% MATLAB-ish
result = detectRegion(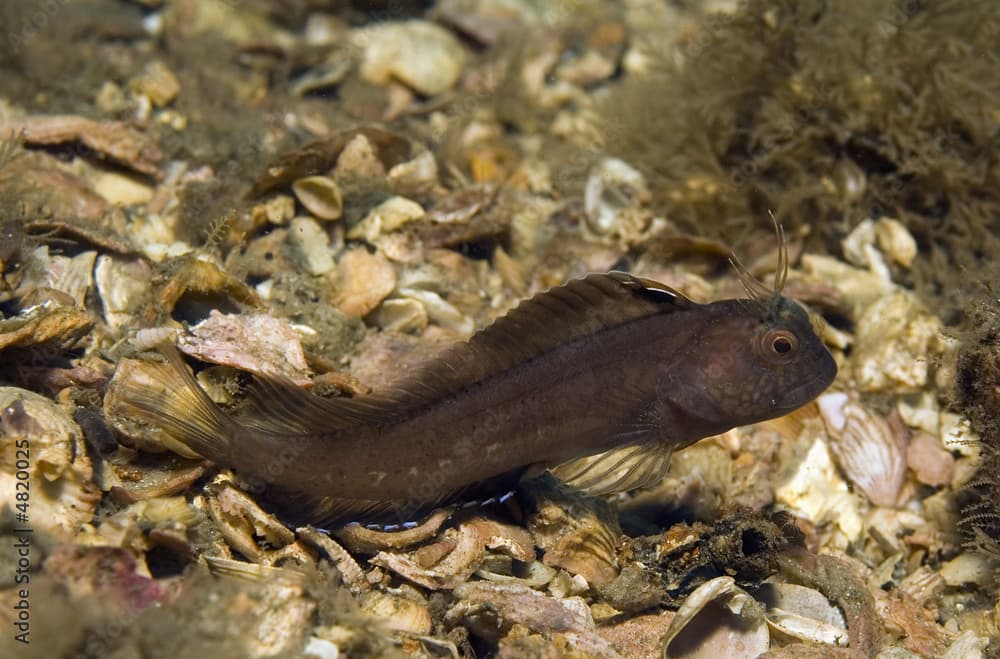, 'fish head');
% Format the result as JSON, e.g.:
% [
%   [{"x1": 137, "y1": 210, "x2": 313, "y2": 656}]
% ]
[{"x1": 667, "y1": 295, "x2": 837, "y2": 433}]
